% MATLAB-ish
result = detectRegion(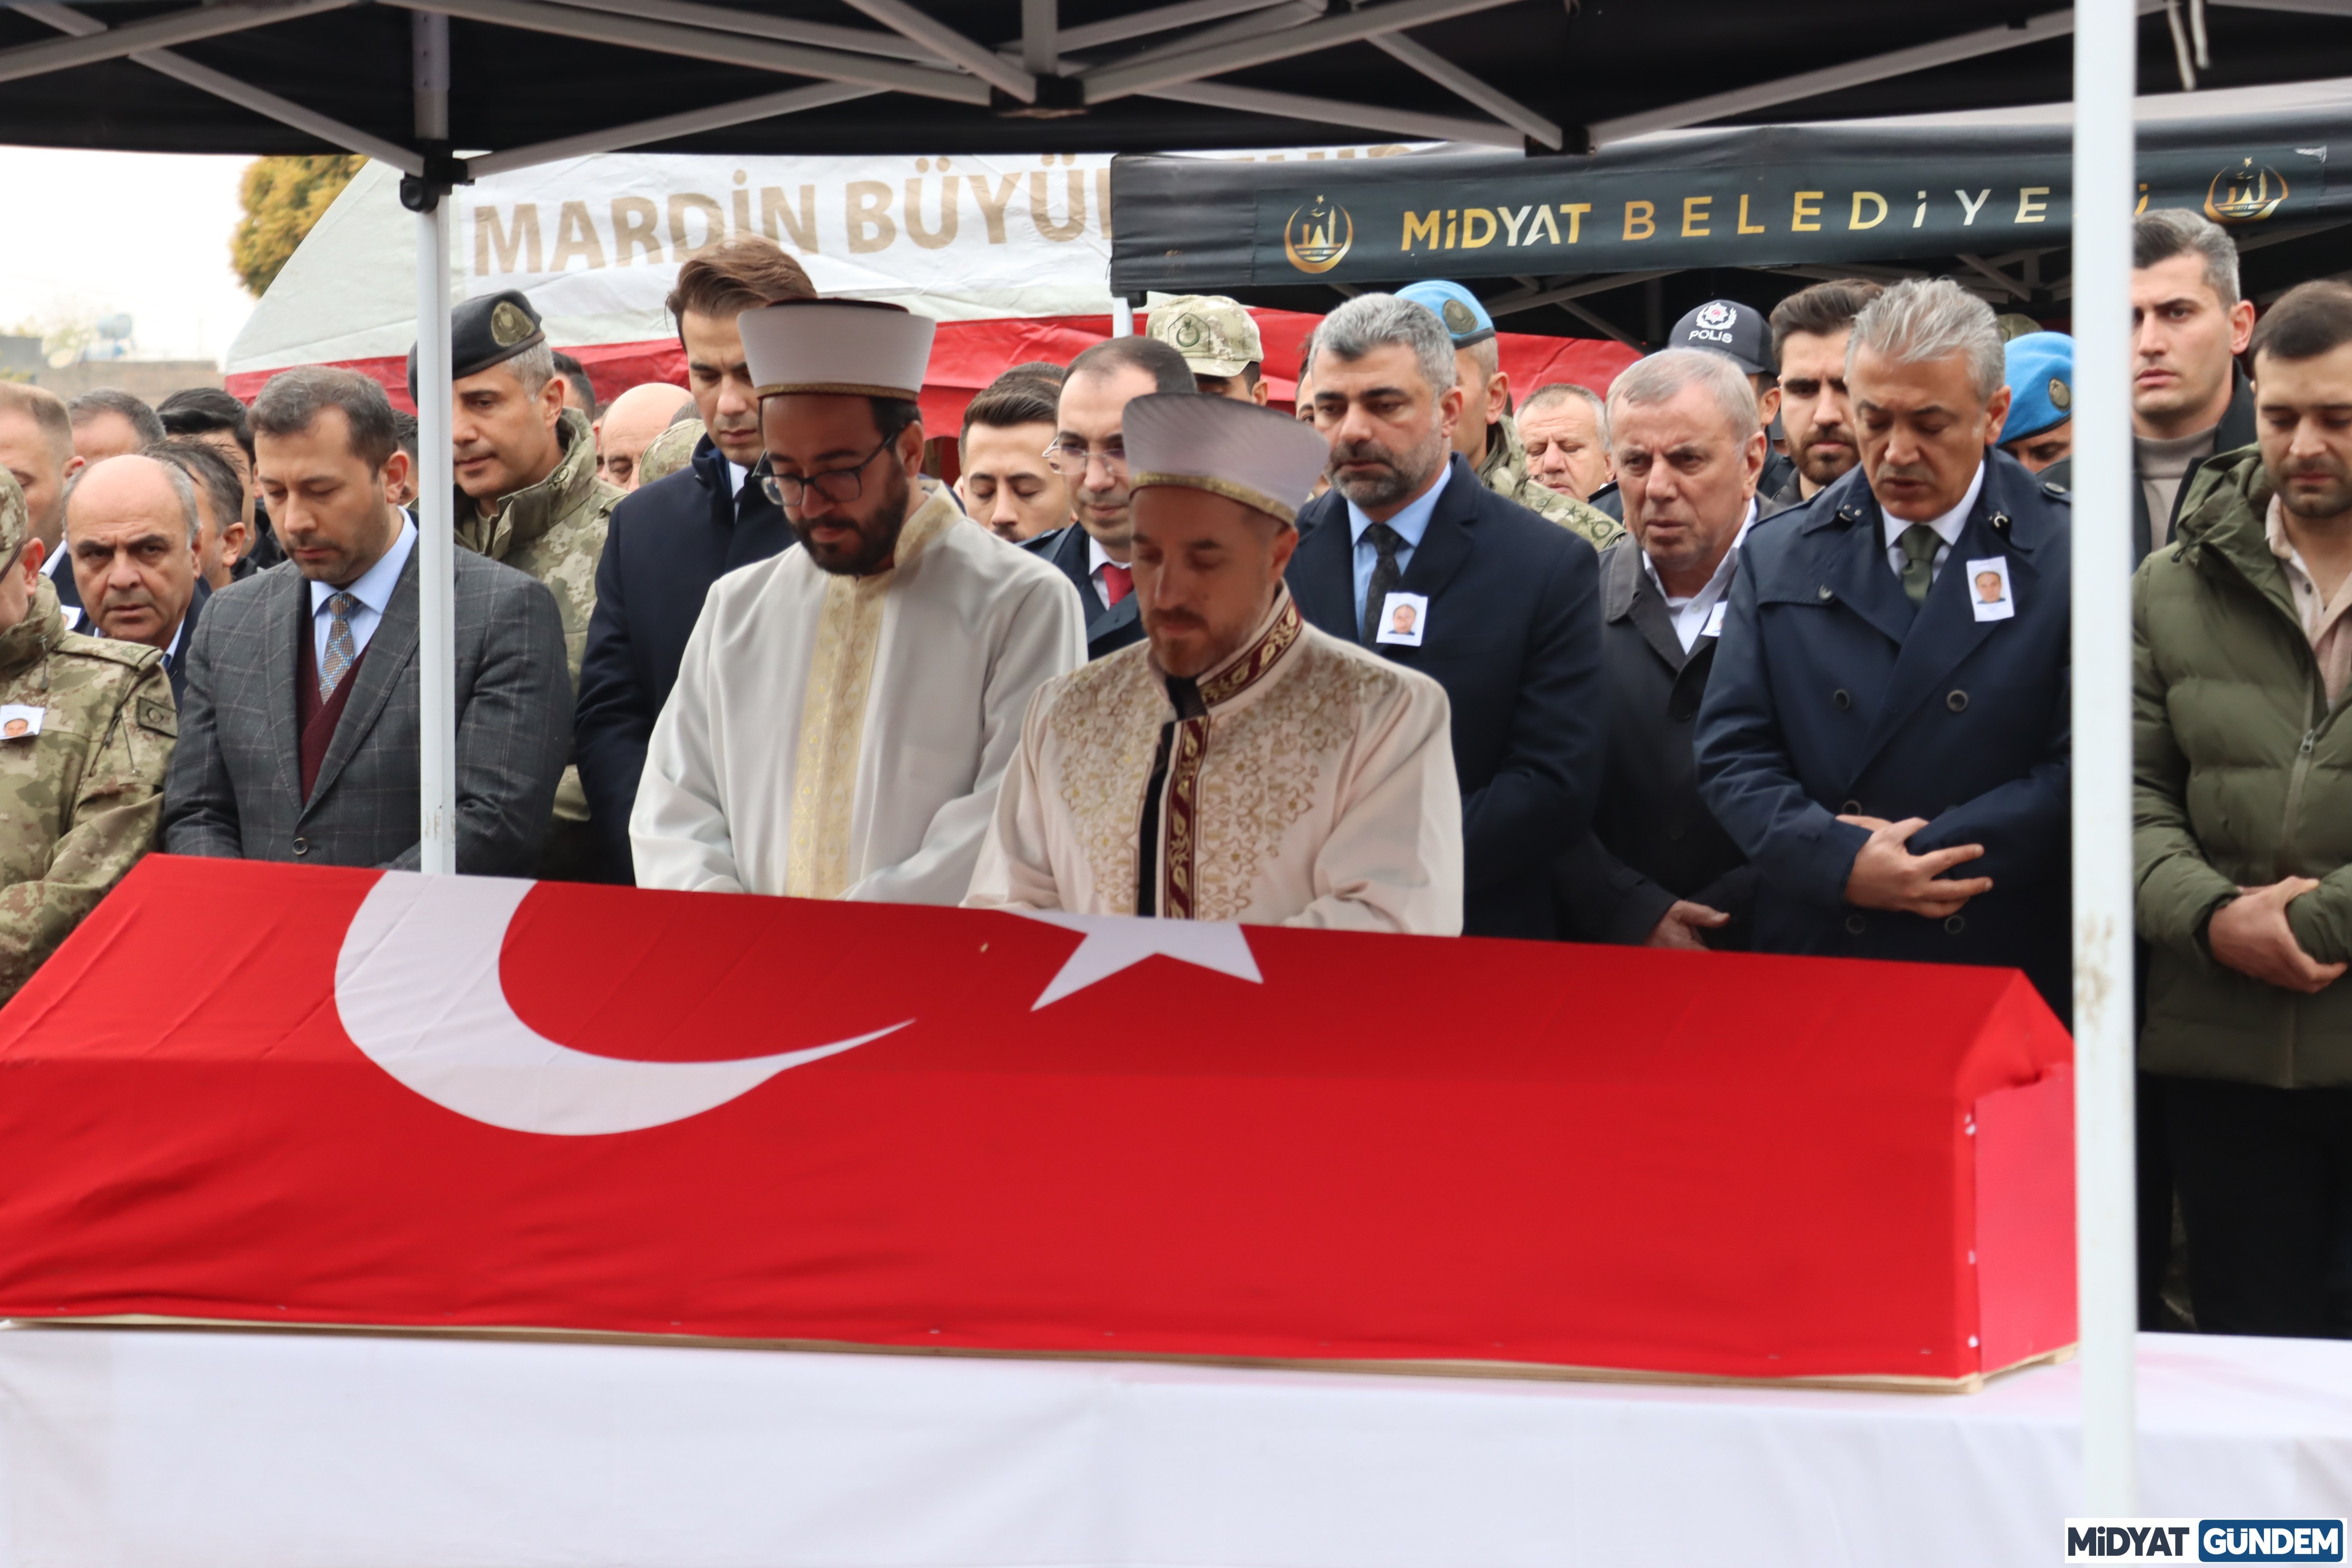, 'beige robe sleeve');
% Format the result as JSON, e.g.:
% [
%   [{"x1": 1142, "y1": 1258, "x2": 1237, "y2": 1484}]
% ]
[
  {"x1": 1290, "y1": 673, "x2": 1463, "y2": 937},
  {"x1": 962, "y1": 678, "x2": 1068, "y2": 913}
]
